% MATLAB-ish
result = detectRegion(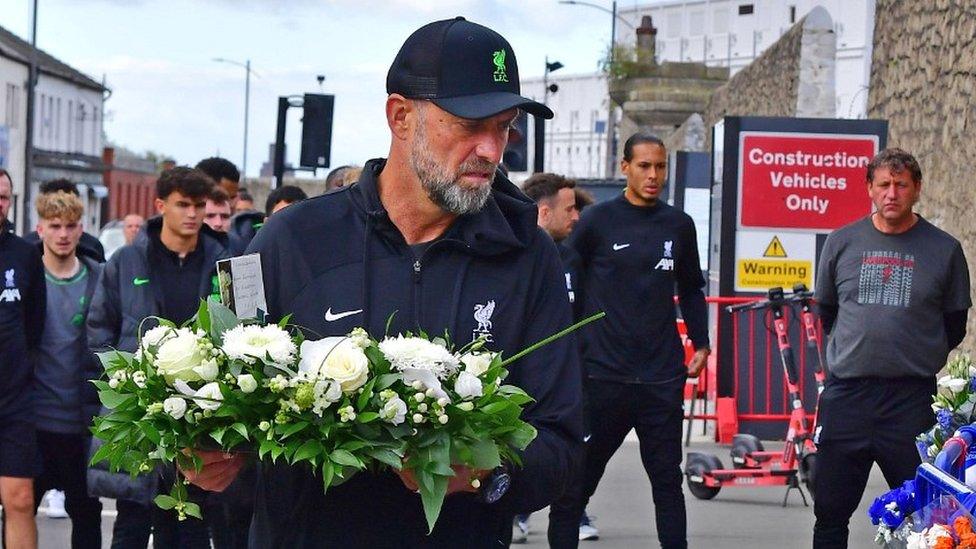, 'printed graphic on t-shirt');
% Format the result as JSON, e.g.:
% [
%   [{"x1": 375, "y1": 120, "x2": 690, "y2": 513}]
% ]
[{"x1": 857, "y1": 251, "x2": 914, "y2": 307}]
